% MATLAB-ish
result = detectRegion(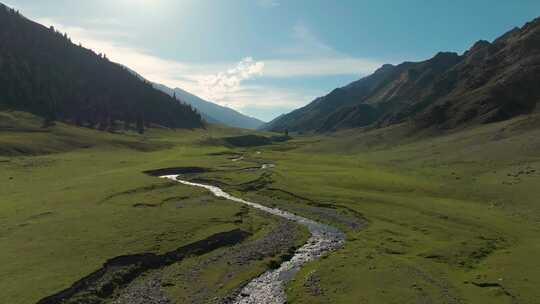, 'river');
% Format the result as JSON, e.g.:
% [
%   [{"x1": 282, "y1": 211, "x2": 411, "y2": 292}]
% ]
[{"x1": 161, "y1": 175, "x2": 345, "y2": 304}]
